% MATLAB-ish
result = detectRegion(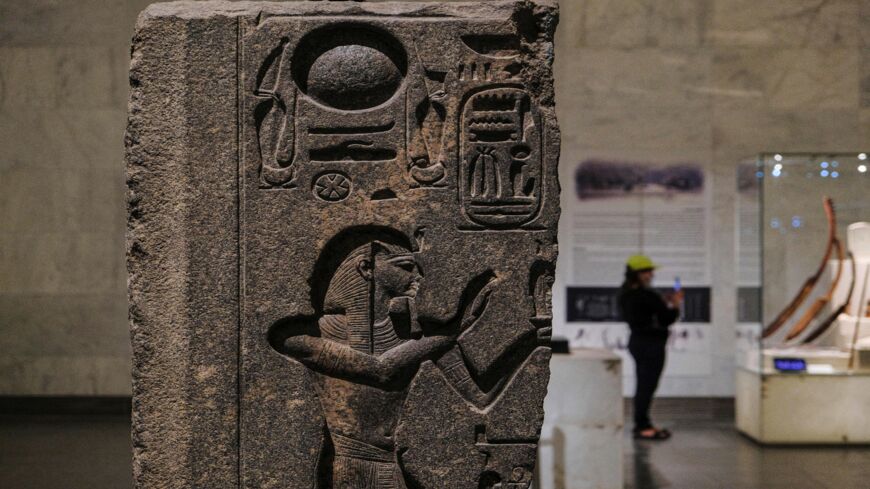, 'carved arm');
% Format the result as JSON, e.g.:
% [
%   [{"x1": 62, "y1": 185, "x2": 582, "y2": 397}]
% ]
[{"x1": 280, "y1": 335, "x2": 454, "y2": 386}]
